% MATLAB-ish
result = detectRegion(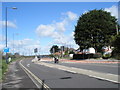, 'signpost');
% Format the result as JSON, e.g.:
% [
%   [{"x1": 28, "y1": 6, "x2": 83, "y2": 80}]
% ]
[
  {"x1": 4, "y1": 48, "x2": 9, "y2": 53},
  {"x1": 34, "y1": 48, "x2": 38, "y2": 53},
  {"x1": 4, "y1": 48, "x2": 9, "y2": 64},
  {"x1": 34, "y1": 48, "x2": 38, "y2": 60}
]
